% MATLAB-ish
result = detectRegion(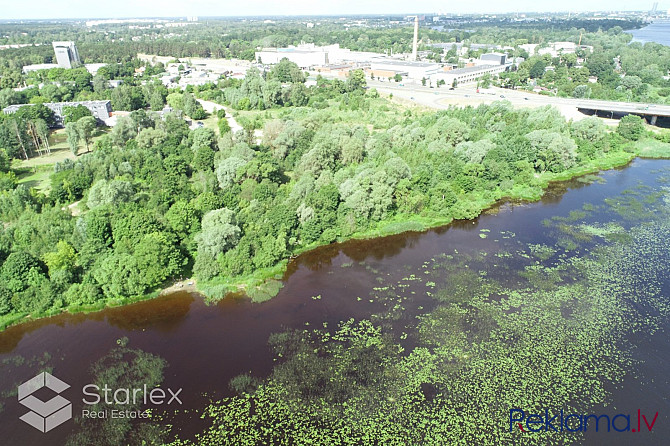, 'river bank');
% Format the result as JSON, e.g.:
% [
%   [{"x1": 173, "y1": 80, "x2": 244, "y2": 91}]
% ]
[{"x1": 0, "y1": 139, "x2": 667, "y2": 333}]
